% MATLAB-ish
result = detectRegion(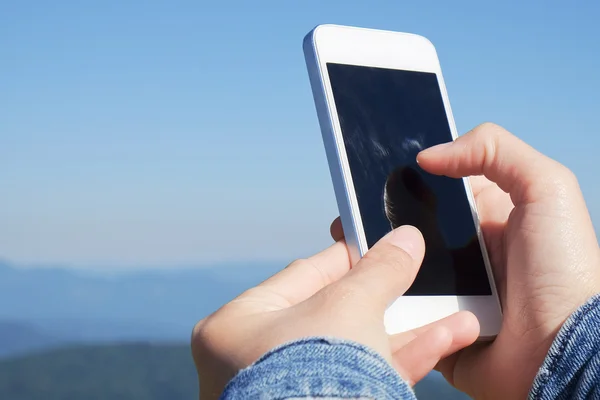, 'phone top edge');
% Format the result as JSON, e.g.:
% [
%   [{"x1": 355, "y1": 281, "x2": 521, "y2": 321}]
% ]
[
  {"x1": 310, "y1": 23, "x2": 431, "y2": 39},
  {"x1": 306, "y1": 24, "x2": 441, "y2": 75},
  {"x1": 308, "y1": 24, "x2": 437, "y2": 51}
]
